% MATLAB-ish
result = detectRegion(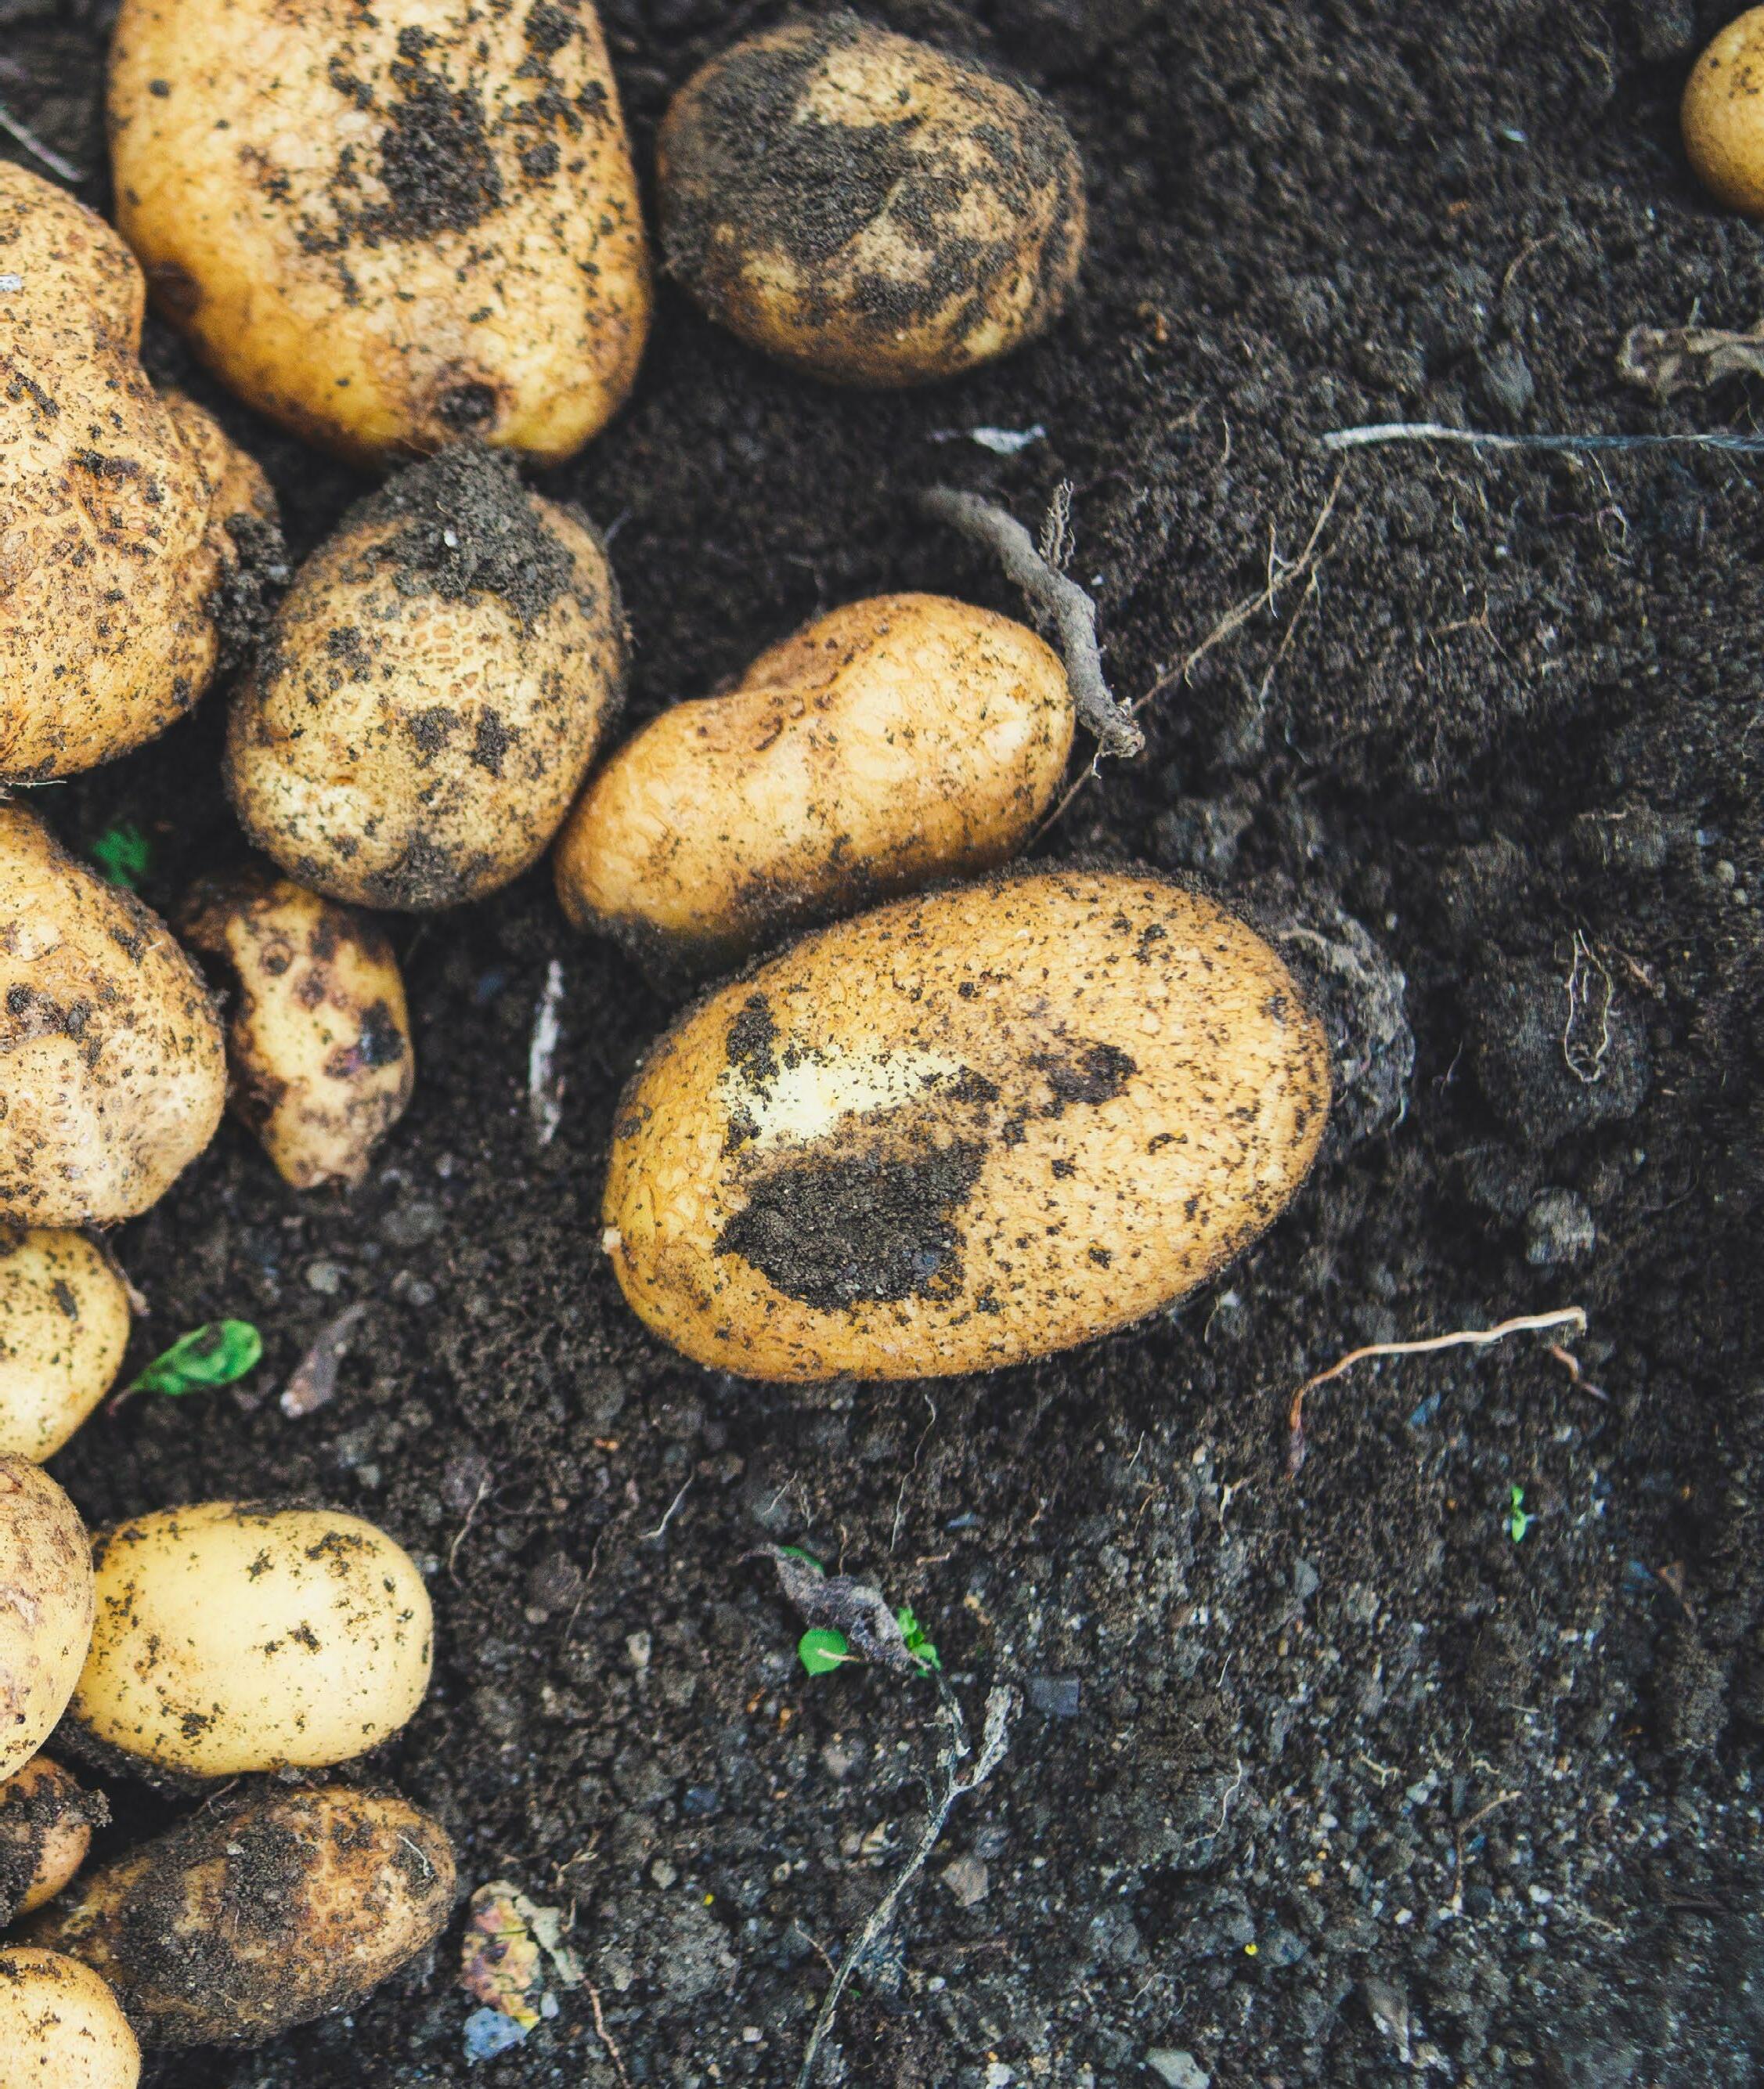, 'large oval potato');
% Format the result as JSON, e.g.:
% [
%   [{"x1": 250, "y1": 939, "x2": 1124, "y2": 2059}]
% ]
[
  {"x1": 0, "y1": 164, "x2": 281, "y2": 784},
  {"x1": 73, "y1": 1500, "x2": 432, "y2": 1780},
  {"x1": 0, "y1": 809, "x2": 226, "y2": 1229},
  {"x1": 603, "y1": 870, "x2": 1330, "y2": 1379},
  {"x1": 0, "y1": 1228, "x2": 132, "y2": 1462},
  {"x1": 658, "y1": 12, "x2": 1085, "y2": 385},
  {"x1": 26, "y1": 1784, "x2": 454, "y2": 2048},
  {"x1": 109, "y1": 0, "x2": 650, "y2": 466},
  {"x1": 0, "y1": 1948, "x2": 139, "y2": 2088},
  {"x1": 182, "y1": 871, "x2": 413, "y2": 1189},
  {"x1": 555, "y1": 594, "x2": 1074, "y2": 977},
  {"x1": 0, "y1": 1459, "x2": 96, "y2": 1783},
  {"x1": 226, "y1": 445, "x2": 625, "y2": 909},
  {"x1": 0, "y1": 1755, "x2": 105, "y2": 1925}
]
